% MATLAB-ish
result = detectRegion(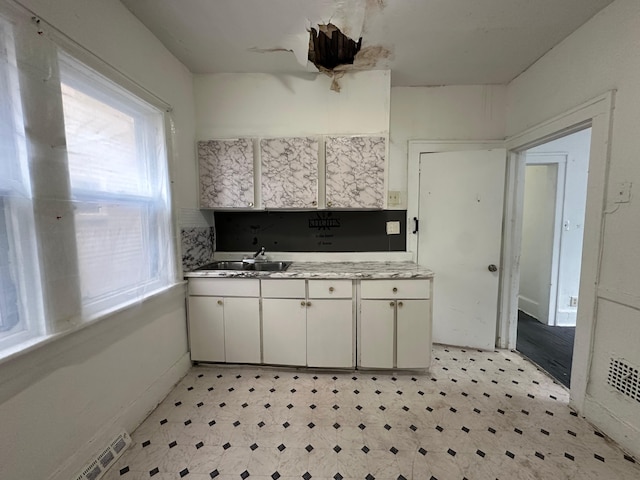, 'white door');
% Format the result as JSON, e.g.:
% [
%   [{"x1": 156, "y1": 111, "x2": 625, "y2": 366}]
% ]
[
  {"x1": 397, "y1": 299, "x2": 431, "y2": 368},
  {"x1": 262, "y1": 298, "x2": 307, "y2": 366},
  {"x1": 188, "y1": 296, "x2": 225, "y2": 362},
  {"x1": 306, "y1": 299, "x2": 353, "y2": 368},
  {"x1": 418, "y1": 149, "x2": 506, "y2": 350},
  {"x1": 223, "y1": 297, "x2": 261, "y2": 364},
  {"x1": 360, "y1": 299, "x2": 395, "y2": 368}
]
